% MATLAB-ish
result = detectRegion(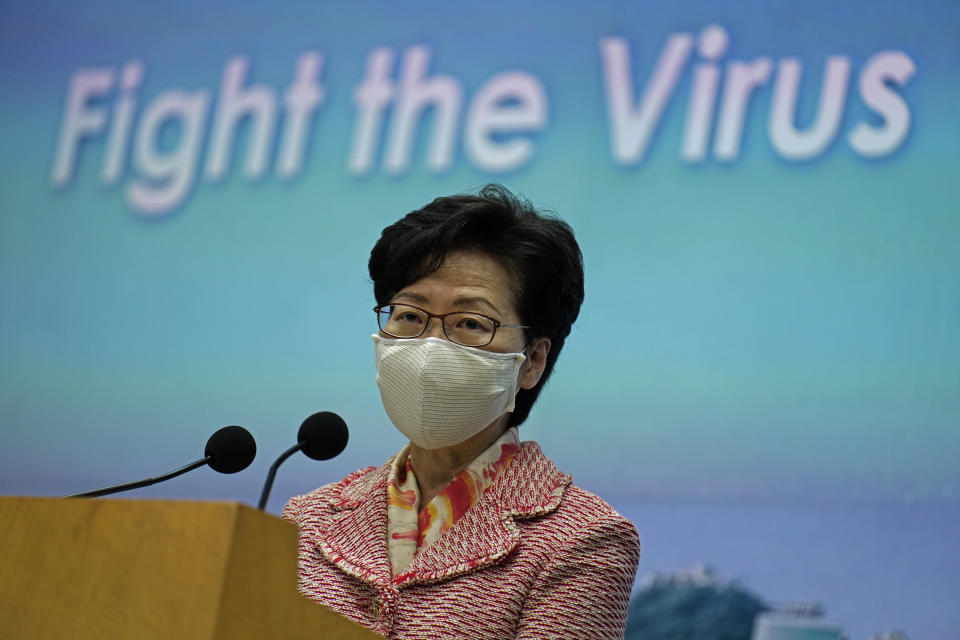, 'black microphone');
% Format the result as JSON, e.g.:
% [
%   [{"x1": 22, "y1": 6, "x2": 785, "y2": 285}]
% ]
[
  {"x1": 257, "y1": 411, "x2": 349, "y2": 510},
  {"x1": 67, "y1": 425, "x2": 257, "y2": 498}
]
